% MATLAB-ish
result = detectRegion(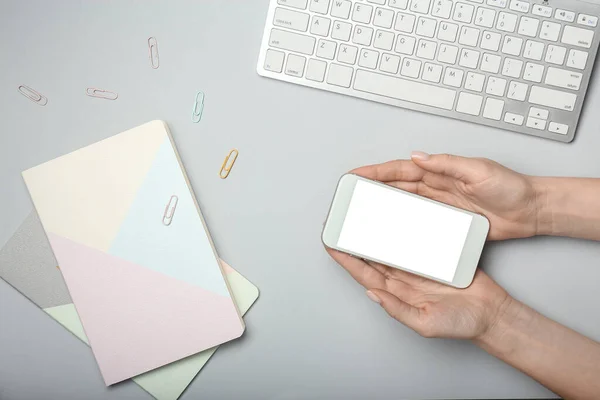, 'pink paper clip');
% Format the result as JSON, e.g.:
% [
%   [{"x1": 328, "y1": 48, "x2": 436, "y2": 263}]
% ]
[
  {"x1": 148, "y1": 37, "x2": 159, "y2": 69},
  {"x1": 18, "y1": 85, "x2": 48, "y2": 106},
  {"x1": 86, "y1": 88, "x2": 118, "y2": 100}
]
